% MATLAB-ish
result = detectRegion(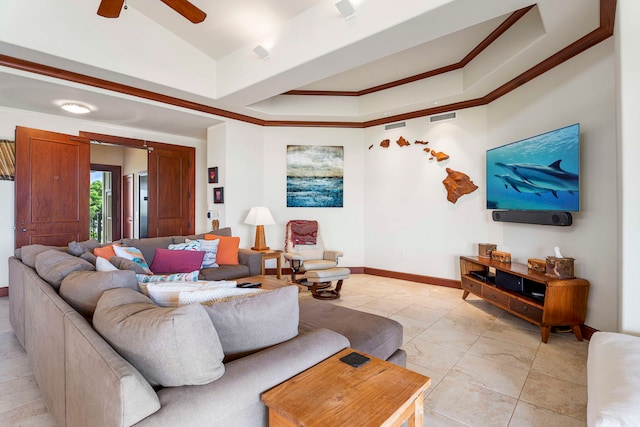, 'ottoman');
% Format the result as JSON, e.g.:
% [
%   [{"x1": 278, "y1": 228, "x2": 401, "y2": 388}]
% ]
[{"x1": 304, "y1": 267, "x2": 350, "y2": 300}]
